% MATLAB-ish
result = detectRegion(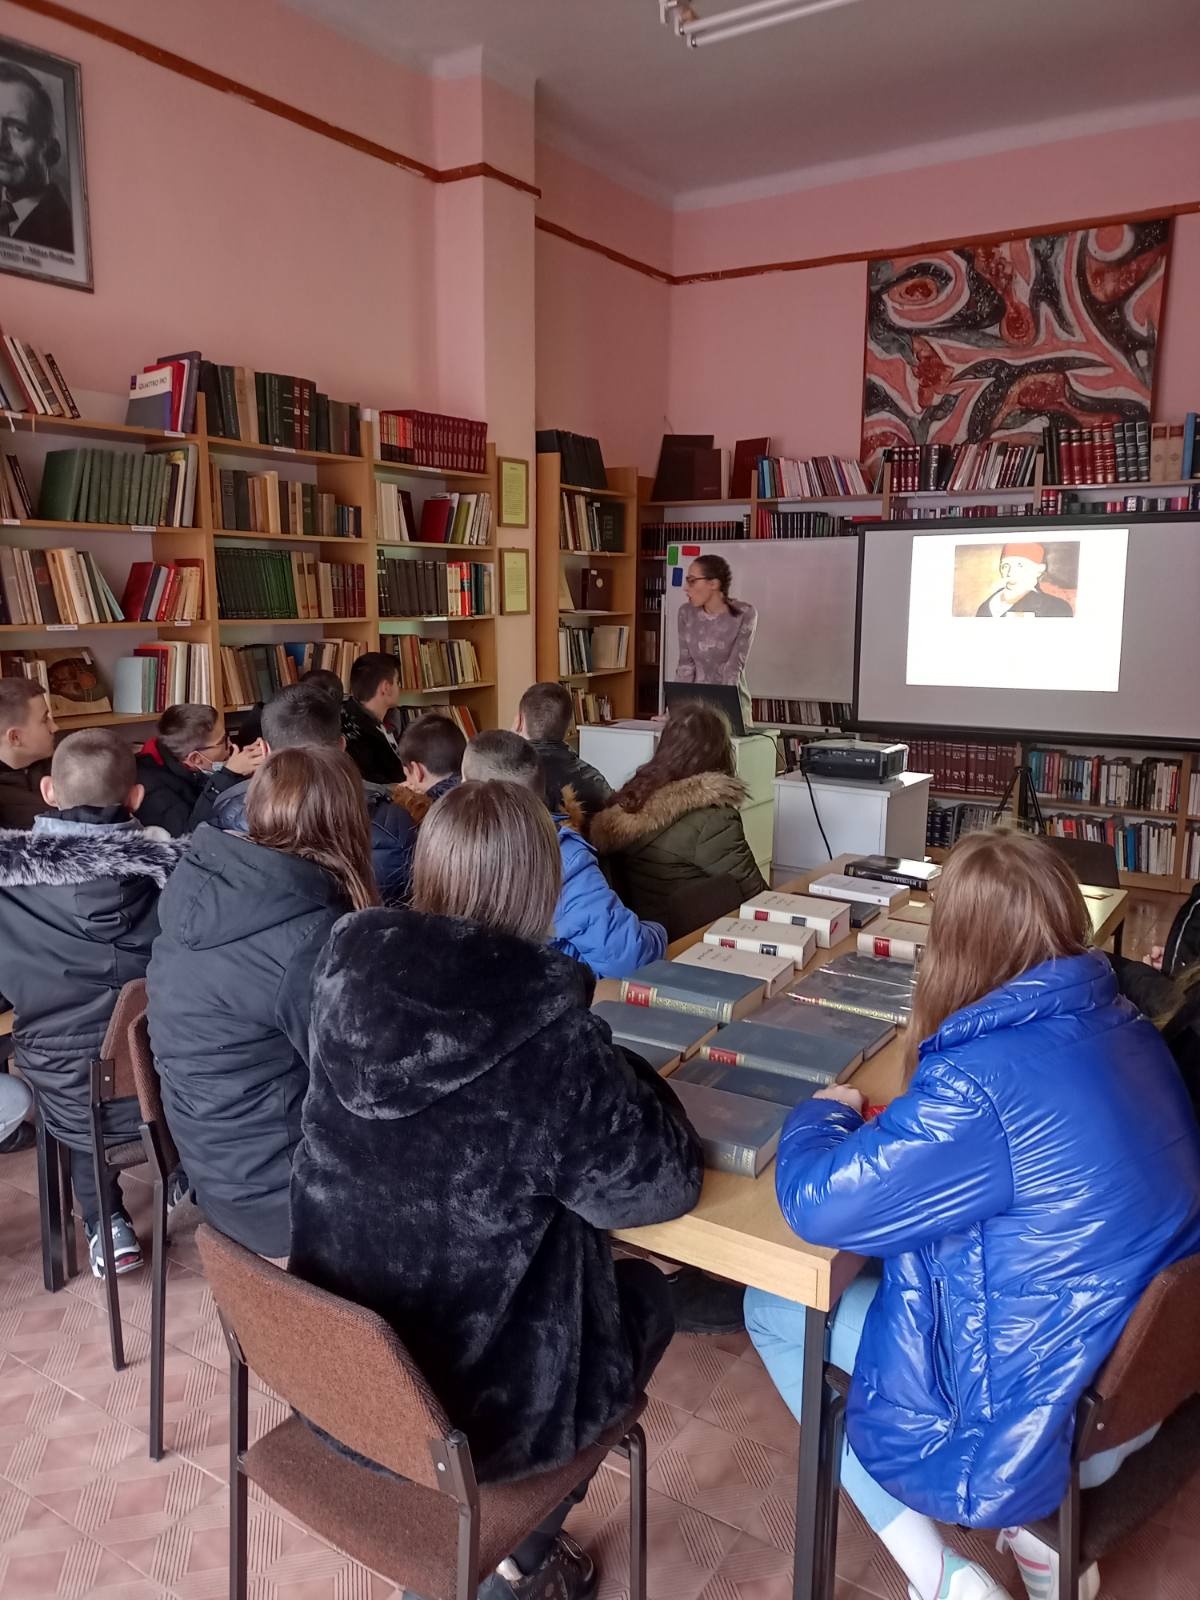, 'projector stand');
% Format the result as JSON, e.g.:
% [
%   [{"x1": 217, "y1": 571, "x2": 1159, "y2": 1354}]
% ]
[{"x1": 993, "y1": 764, "x2": 1046, "y2": 834}]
